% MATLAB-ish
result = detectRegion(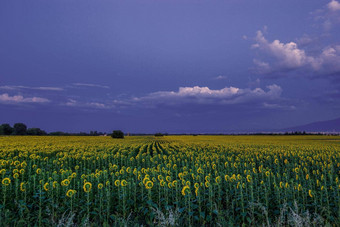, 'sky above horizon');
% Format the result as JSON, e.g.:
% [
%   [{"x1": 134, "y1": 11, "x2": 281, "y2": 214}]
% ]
[{"x1": 1, "y1": 0, "x2": 340, "y2": 133}]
